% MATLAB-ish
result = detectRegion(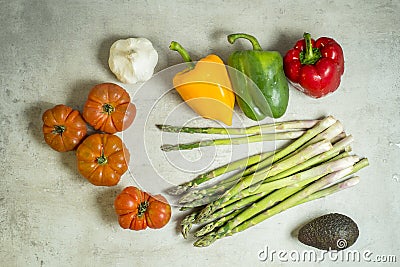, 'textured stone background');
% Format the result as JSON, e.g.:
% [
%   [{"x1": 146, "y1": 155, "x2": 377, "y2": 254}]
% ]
[{"x1": 0, "y1": 0, "x2": 399, "y2": 266}]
